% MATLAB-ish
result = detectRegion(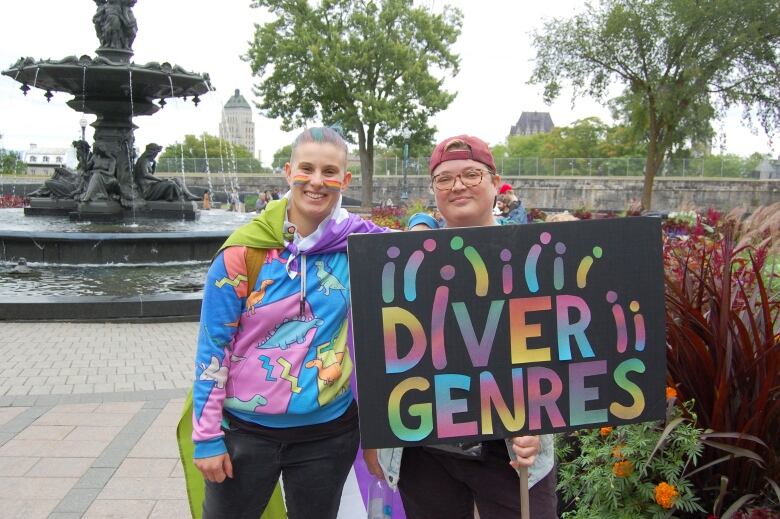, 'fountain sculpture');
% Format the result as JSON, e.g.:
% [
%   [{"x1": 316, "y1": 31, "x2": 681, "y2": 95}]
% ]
[
  {"x1": 2, "y1": 0, "x2": 212, "y2": 220},
  {"x1": 0, "y1": 1, "x2": 236, "y2": 321}
]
